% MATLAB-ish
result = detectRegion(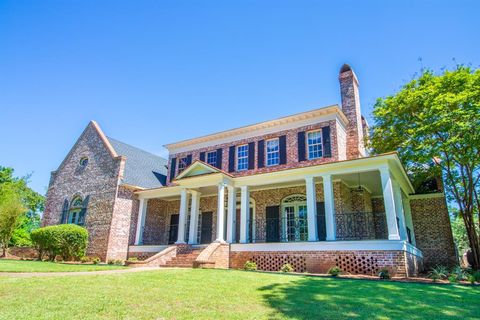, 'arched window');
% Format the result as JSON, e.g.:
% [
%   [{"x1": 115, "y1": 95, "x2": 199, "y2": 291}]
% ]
[
  {"x1": 281, "y1": 194, "x2": 308, "y2": 241},
  {"x1": 68, "y1": 196, "x2": 88, "y2": 226}
]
